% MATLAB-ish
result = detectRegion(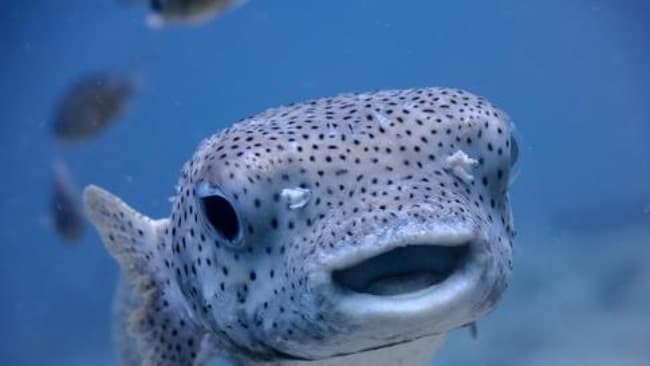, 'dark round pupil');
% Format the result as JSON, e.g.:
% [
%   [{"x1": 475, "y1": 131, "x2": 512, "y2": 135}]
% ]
[{"x1": 201, "y1": 195, "x2": 240, "y2": 241}]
